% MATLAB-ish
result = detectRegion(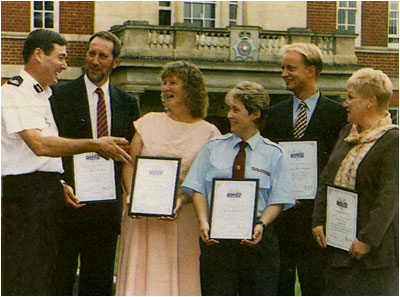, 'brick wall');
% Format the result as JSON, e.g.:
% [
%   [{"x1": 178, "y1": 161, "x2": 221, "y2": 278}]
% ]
[
  {"x1": 307, "y1": 1, "x2": 337, "y2": 32},
  {"x1": 356, "y1": 52, "x2": 399, "y2": 77},
  {"x1": 361, "y1": 1, "x2": 388, "y2": 47},
  {"x1": 66, "y1": 41, "x2": 88, "y2": 67},
  {"x1": 1, "y1": 1, "x2": 31, "y2": 32},
  {"x1": 1, "y1": 39, "x2": 24, "y2": 65},
  {"x1": 59, "y1": 1, "x2": 94, "y2": 35}
]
